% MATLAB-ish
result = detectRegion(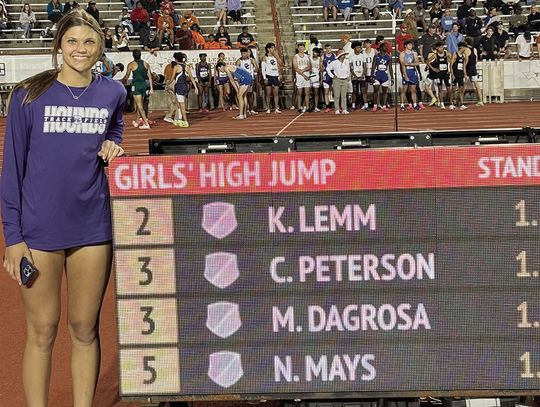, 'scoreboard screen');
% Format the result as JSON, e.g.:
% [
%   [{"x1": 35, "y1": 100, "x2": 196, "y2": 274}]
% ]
[{"x1": 109, "y1": 145, "x2": 540, "y2": 399}]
